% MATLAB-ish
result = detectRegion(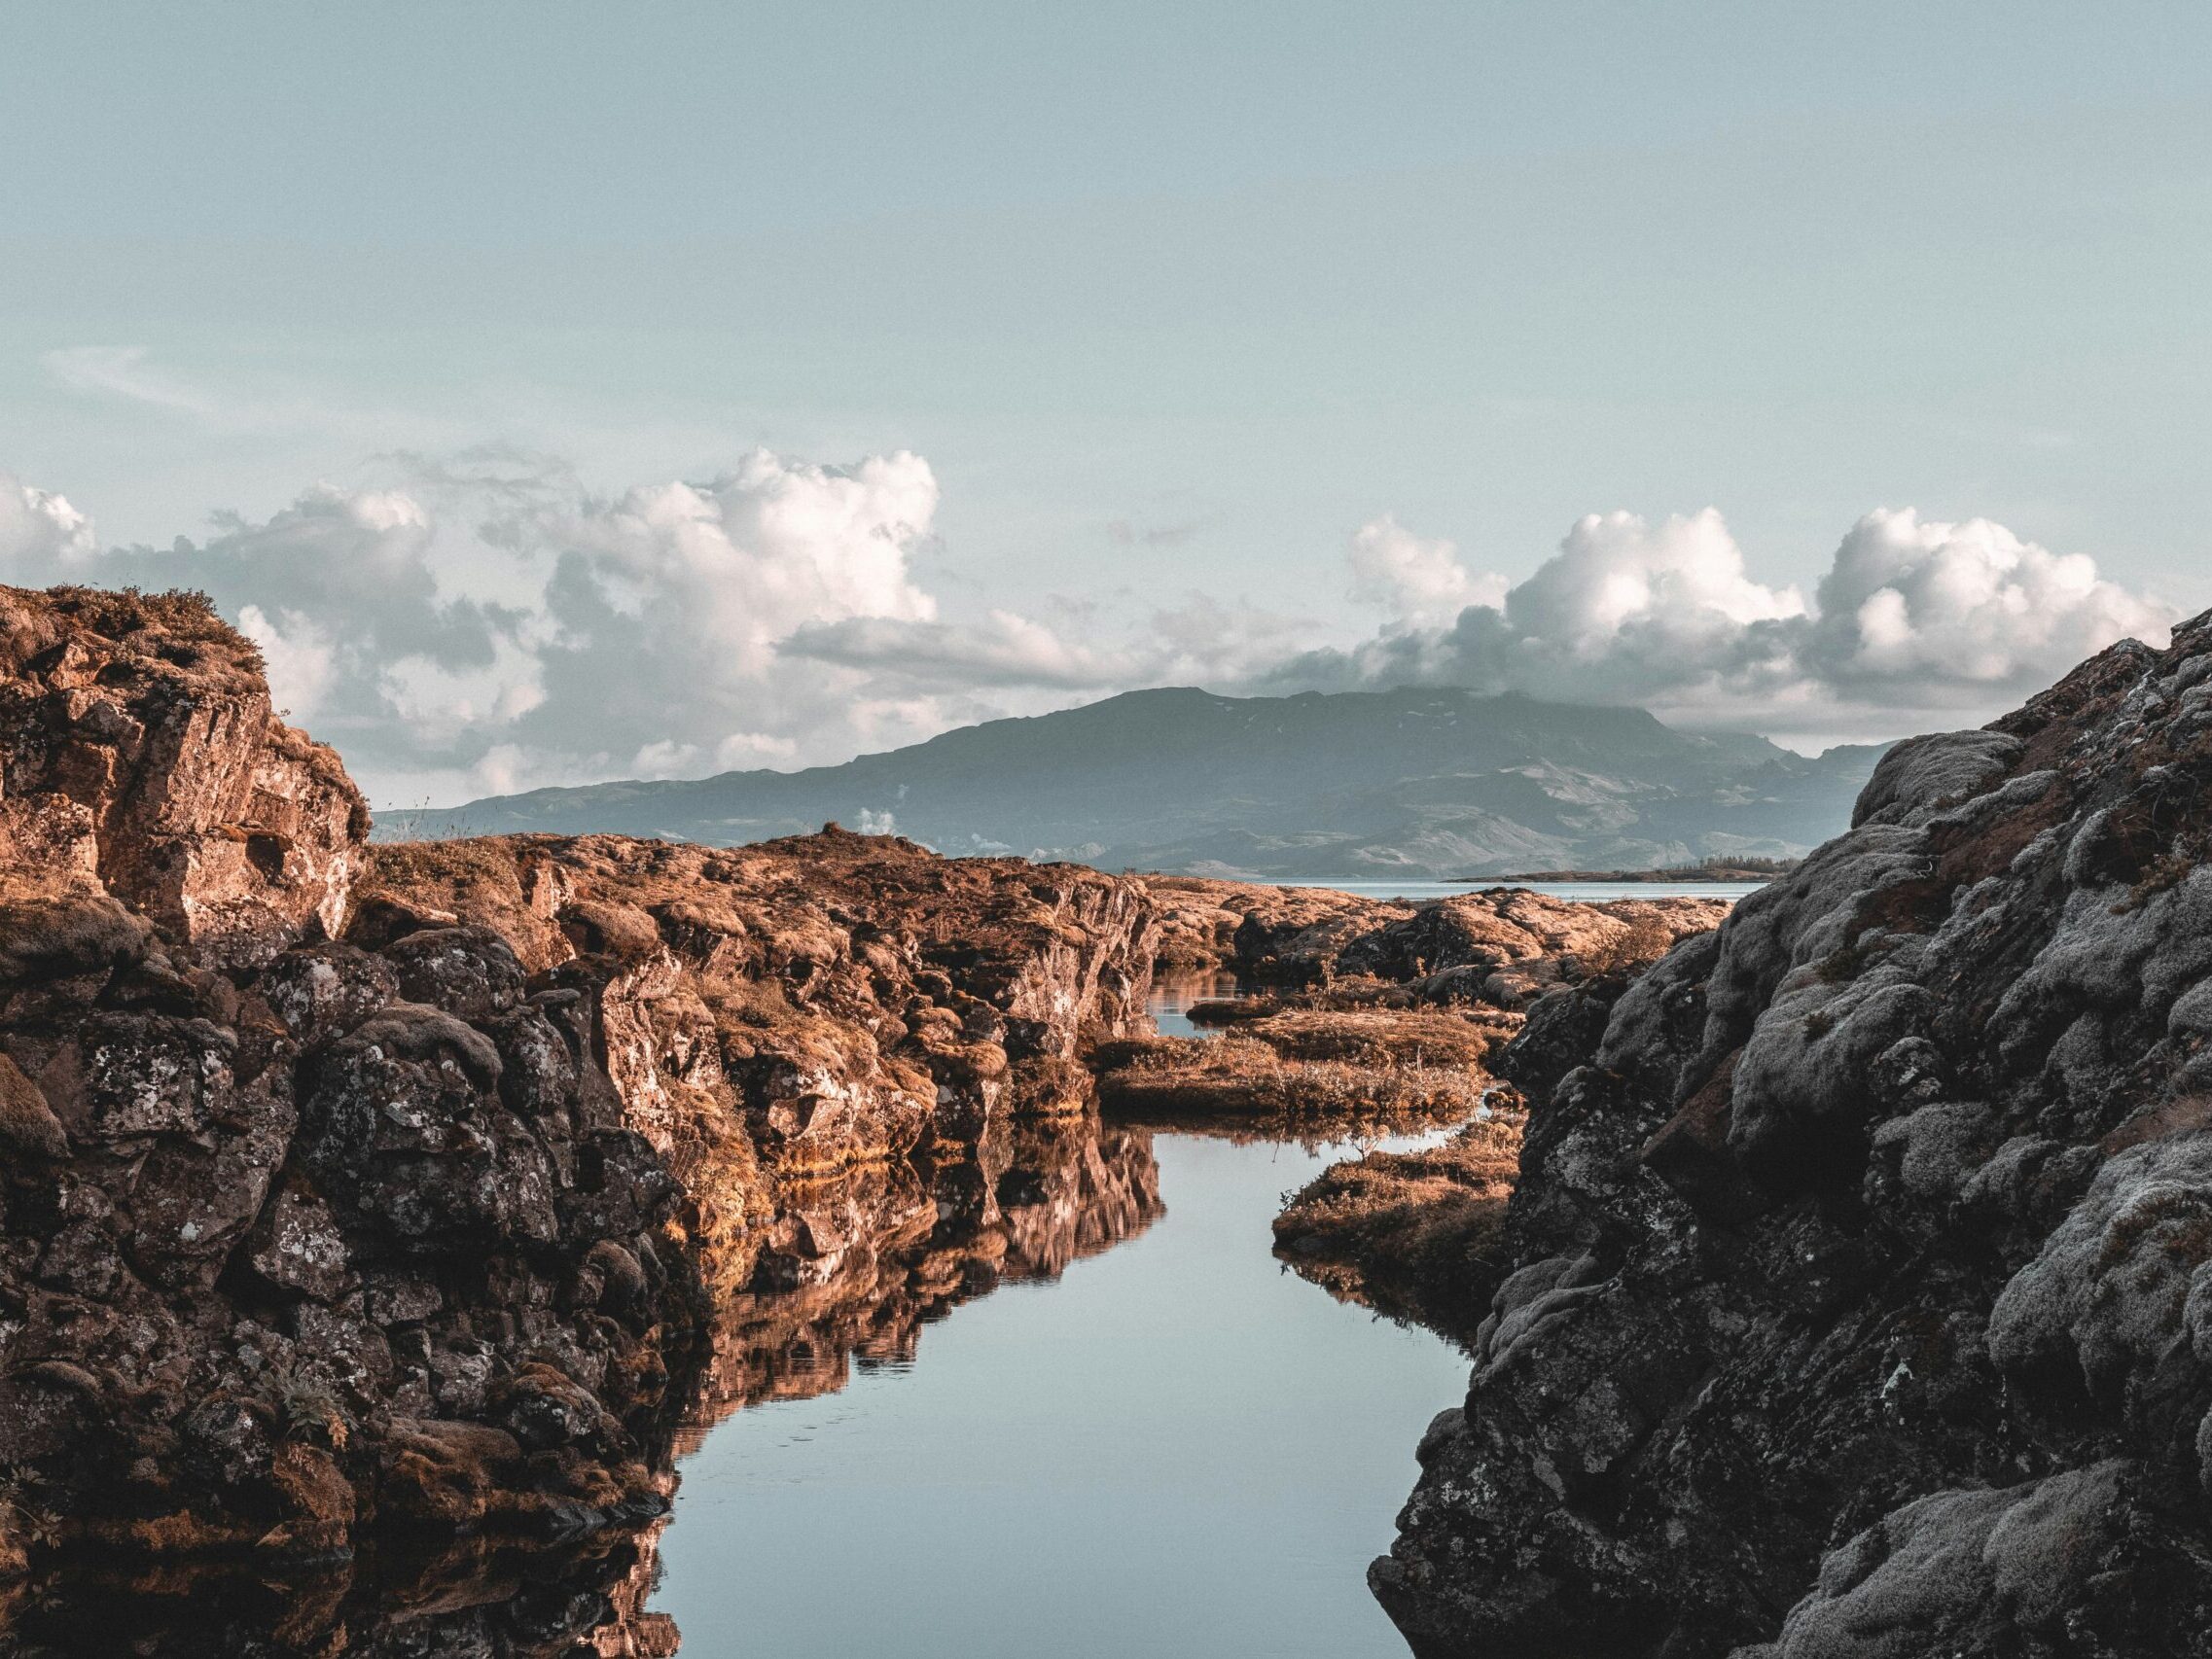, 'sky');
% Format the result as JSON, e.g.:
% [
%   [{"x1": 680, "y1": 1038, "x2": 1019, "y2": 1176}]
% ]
[{"x1": 2, "y1": 1, "x2": 2207, "y2": 807}]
